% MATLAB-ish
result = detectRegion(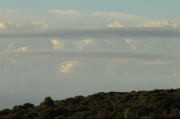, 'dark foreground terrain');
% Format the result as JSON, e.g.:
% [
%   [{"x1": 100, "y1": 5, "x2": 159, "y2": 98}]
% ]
[{"x1": 1, "y1": 88, "x2": 180, "y2": 119}]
